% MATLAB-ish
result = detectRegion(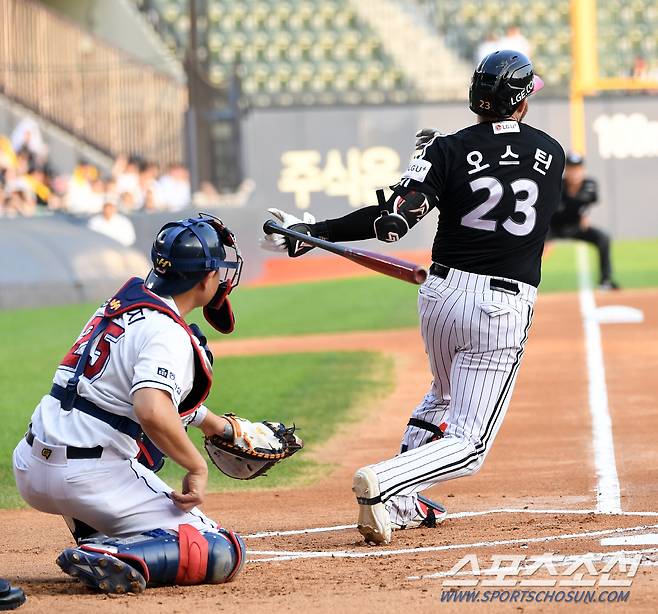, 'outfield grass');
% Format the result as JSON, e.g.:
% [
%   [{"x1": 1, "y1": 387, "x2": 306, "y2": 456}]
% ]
[{"x1": 0, "y1": 351, "x2": 391, "y2": 508}]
